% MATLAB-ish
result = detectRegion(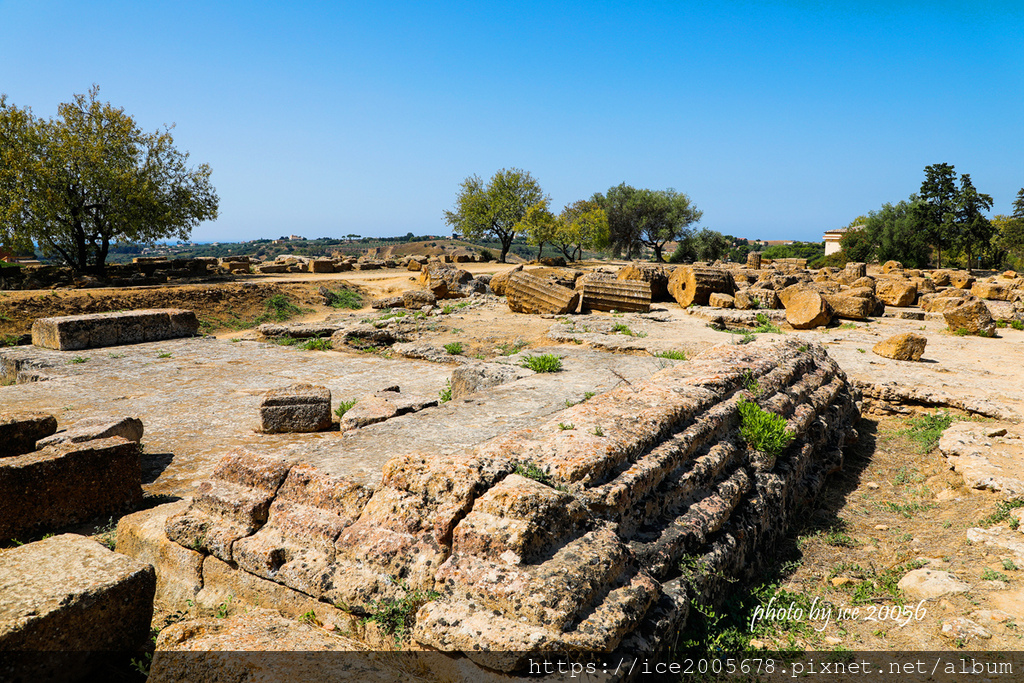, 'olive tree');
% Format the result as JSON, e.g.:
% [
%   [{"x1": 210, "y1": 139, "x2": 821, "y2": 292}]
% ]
[{"x1": 0, "y1": 86, "x2": 219, "y2": 275}]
